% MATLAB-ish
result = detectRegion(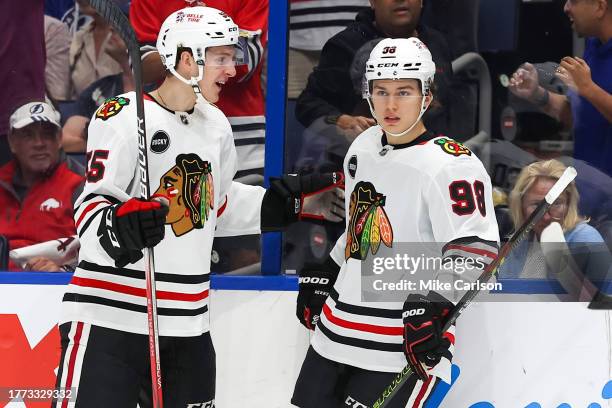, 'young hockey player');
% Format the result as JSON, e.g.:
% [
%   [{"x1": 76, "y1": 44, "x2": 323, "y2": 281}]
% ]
[
  {"x1": 54, "y1": 7, "x2": 343, "y2": 407},
  {"x1": 292, "y1": 37, "x2": 500, "y2": 407}
]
